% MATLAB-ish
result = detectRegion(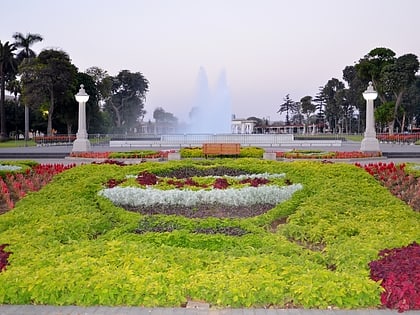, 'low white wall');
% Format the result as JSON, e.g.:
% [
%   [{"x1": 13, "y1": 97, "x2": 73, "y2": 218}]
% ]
[{"x1": 109, "y1": 134, "x2": 342, "y2": 148}]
